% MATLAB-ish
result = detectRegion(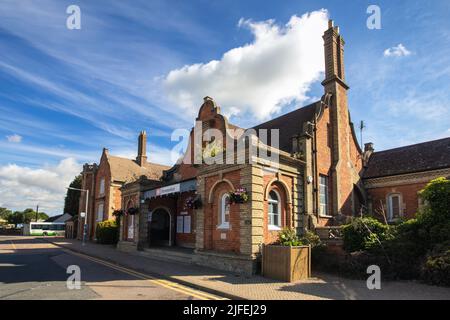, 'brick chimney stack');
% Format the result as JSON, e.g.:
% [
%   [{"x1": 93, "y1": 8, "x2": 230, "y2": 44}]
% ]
[
  {"x1": 136, "y1": 130, "x2": 147, "y2": 167},
  {"x1": 363, "y1": 142, "x2": 374, "y2": 167},
  {"x1": 322, "y1": 19, "x2": 347, "y2": 87},
  {"x1": 321, "y1": 19, "x2": 351, "y2": 215}
]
